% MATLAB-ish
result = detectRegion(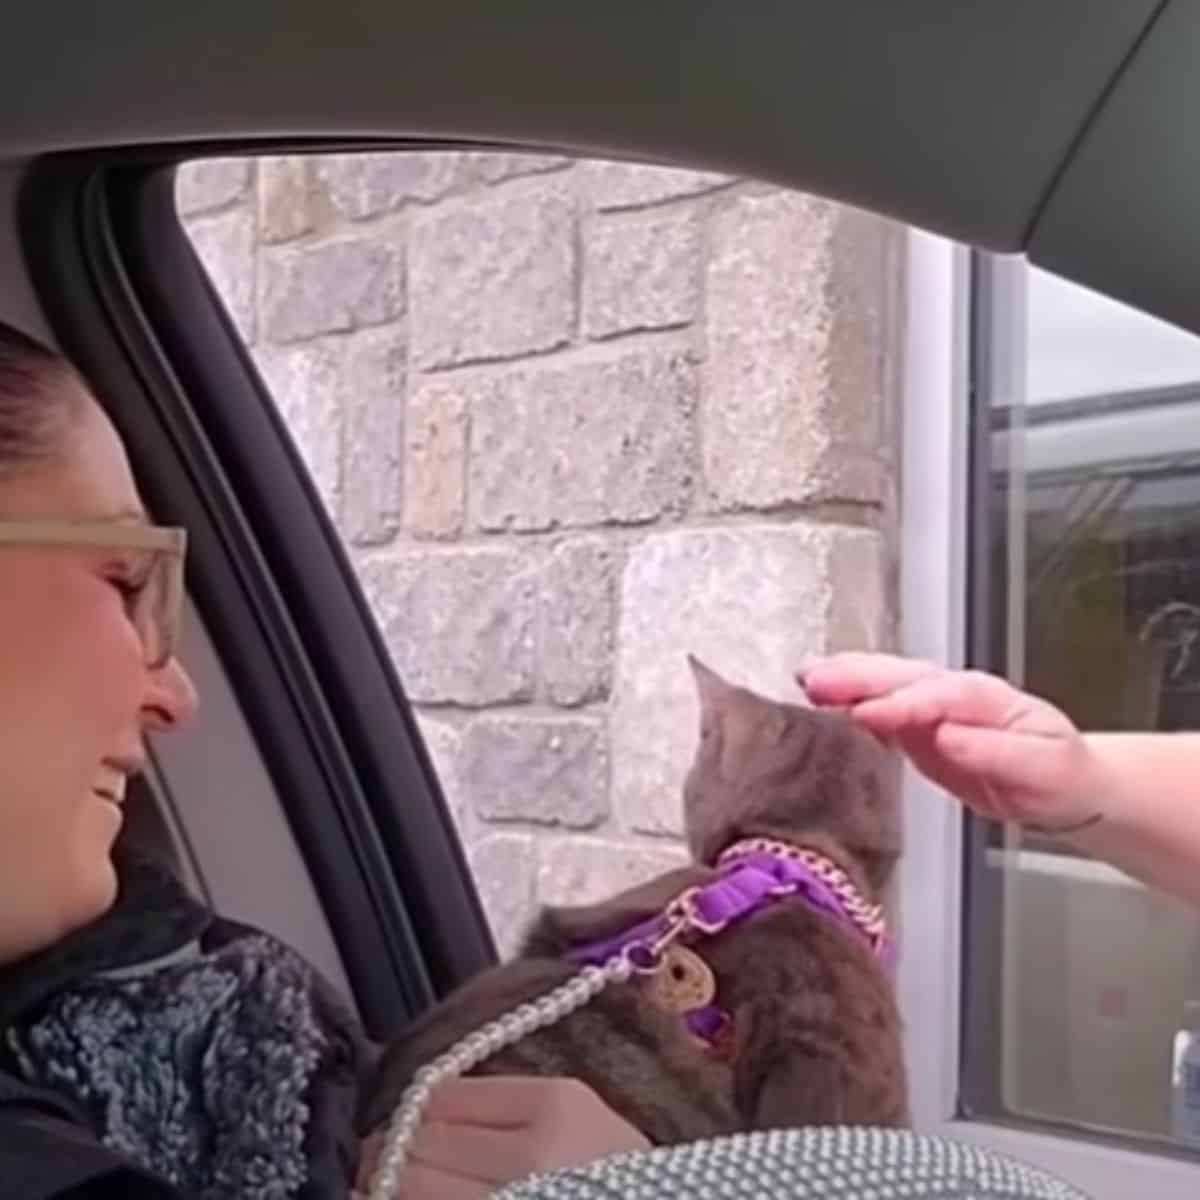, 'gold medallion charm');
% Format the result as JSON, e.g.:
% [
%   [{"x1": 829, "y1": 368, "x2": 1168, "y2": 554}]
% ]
[{"x1": 646, "y1": 944, "x2": 717, "y2": 1014}]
